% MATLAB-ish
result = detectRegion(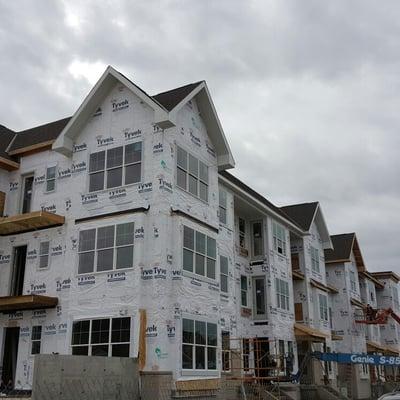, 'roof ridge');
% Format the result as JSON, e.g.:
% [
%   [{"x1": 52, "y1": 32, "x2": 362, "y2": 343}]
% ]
[{"x1": 152, "y1": 80, "x2": 204, "y2": 97}]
